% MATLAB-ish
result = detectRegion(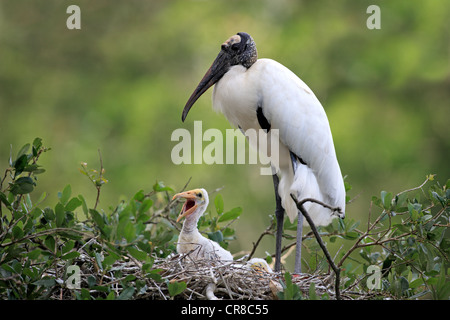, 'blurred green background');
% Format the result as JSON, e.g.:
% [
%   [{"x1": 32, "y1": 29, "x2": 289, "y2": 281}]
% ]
[{"x1": 0, "y1": 1, "x2": 448, "y2": 269}]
